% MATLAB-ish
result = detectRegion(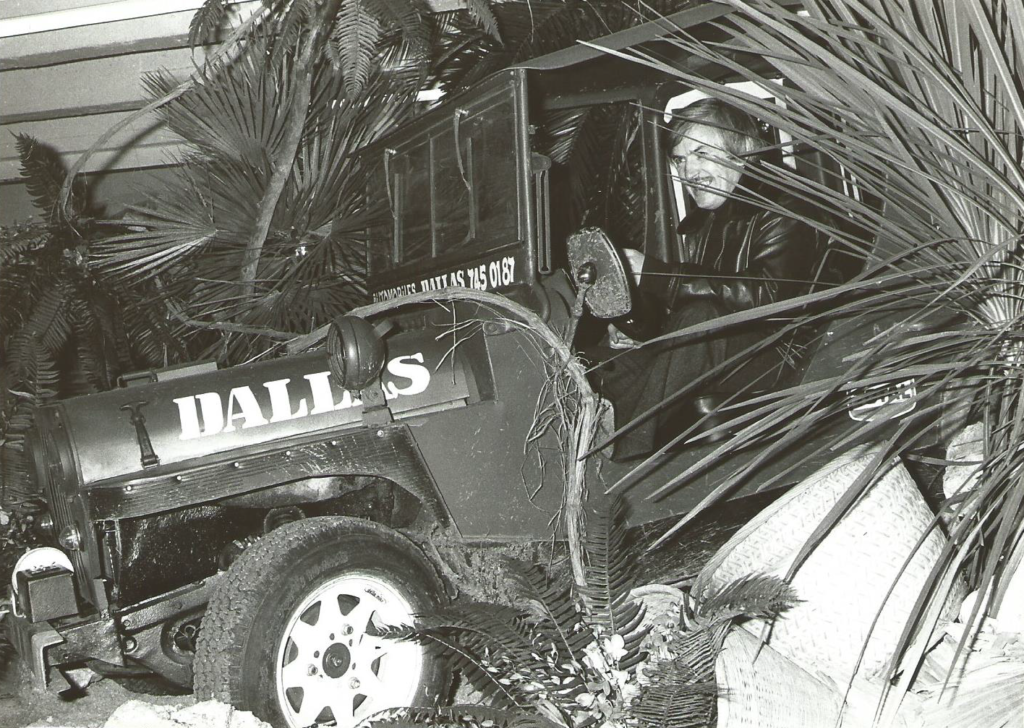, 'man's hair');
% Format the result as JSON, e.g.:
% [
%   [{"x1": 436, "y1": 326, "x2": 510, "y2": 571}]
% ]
[{"x1": 668, "y1": 98, "x2": 762, "y2": 157}]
